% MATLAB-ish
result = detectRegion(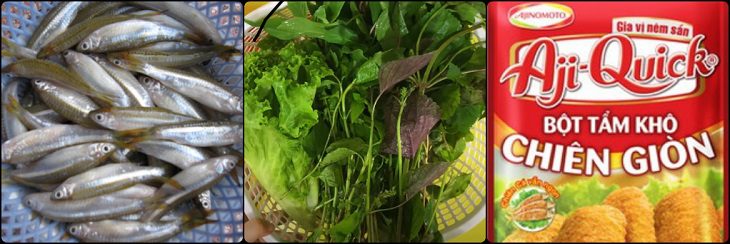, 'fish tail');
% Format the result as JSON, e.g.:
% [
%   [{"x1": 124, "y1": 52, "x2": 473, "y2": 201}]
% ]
[
  {"x1": 181, "y1": 207, "x2": 215, "y2": 231},
  {"x1": 139, "y1": 203, "x2": 167, "y2": 222},
  {"x1": 1, "y1": 169, "x2": 18, "y2": 185},
  {"x1": 36, "y1": 46, "x2": 54, "y2": 58},
  {"x1": 1, "y1": 37, "x2": 19, "y2": 57},
  {"x1": 215, "y1": 45, "x2": 242, "y2": 62},
  {"x1": 113, "y1": 128, "x2": 150, "y2": 147},
  {"x1": 184, "y1": 33, "x2": 206, "y2": 45},
  {"x1": 0, "y1": 63, "x2": 14, "y2": 73}
]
